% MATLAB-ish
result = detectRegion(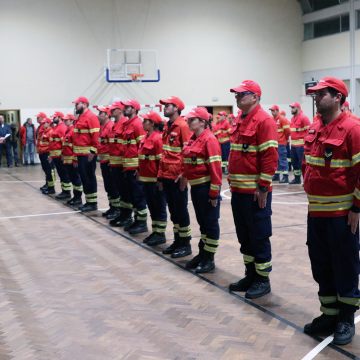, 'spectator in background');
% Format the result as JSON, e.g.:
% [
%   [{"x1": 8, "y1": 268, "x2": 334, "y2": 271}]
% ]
[
  {"x1": 20, "y1": 118, "x2": 36, "y2": 165},
  {"x1": 0, "y1": 115, "x2": 11, "y2": 168},
  {"x1": 9, "y1": 121, "x2": 20, "y2": 167}
]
